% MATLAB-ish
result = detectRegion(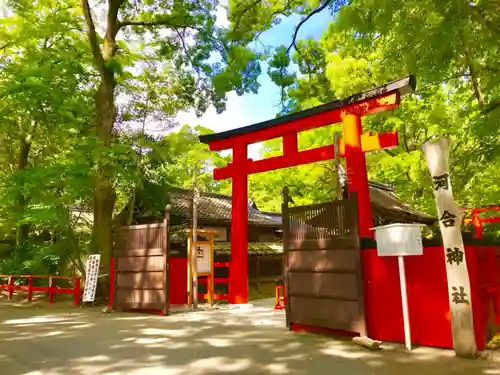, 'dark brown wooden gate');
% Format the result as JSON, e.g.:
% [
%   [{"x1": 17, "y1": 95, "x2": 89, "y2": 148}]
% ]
[
  {"x1": 283, "y1": 190, "x2": 366, "y2": 335},
  {"x1": 113, "y1": 212, "x2": 170, "y2": 314}
]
